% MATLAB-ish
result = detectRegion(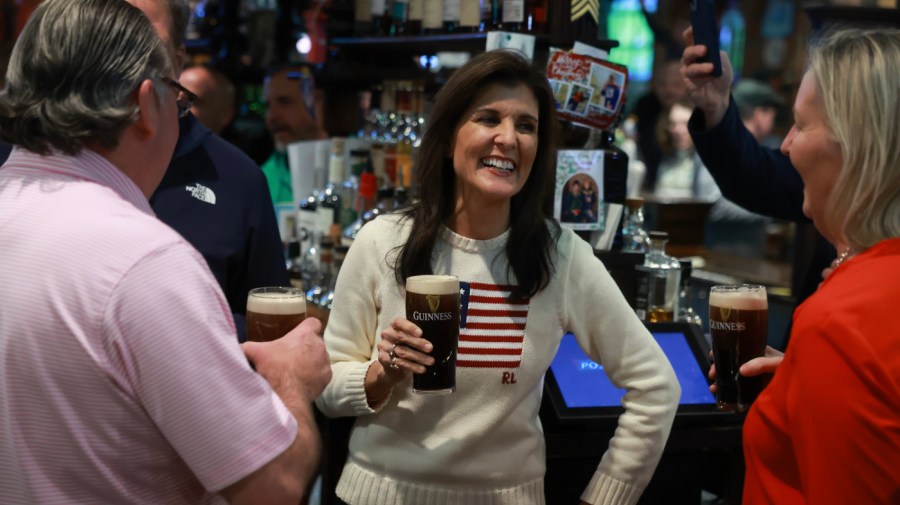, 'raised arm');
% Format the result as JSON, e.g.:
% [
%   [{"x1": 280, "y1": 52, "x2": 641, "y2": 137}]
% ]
[{"x1": 681, "y1": 27, "x2": 807, "y2": 222}]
